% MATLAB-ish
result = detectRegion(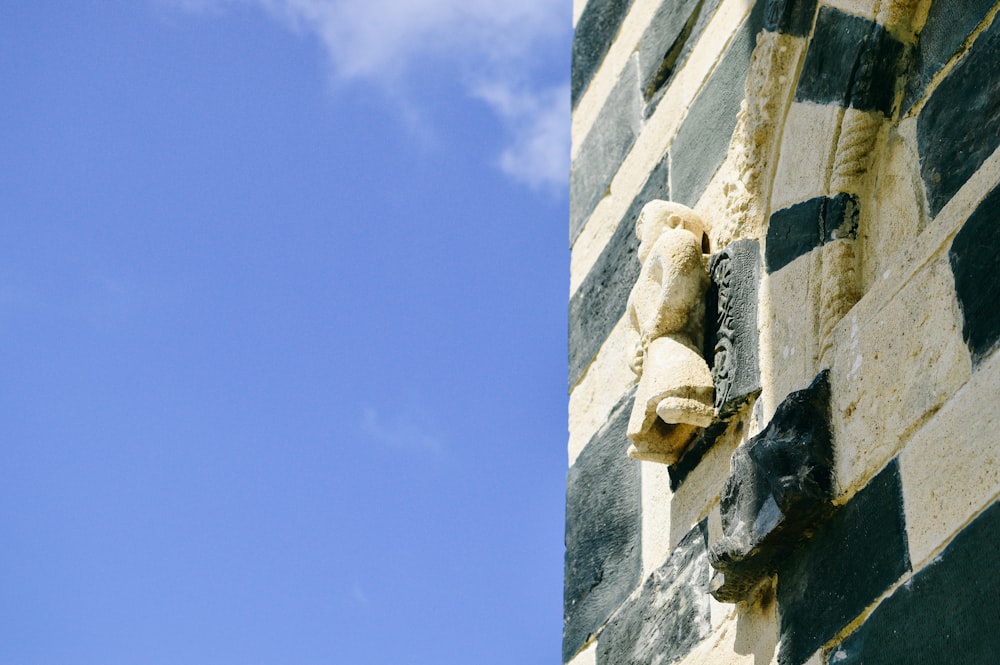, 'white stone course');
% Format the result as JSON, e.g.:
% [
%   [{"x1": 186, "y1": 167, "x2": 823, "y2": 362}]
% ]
[
  {"x1": 568, "y1": 317, "x2": 637, "y2": 467},
  {"x1": 567, "y1": 641, "x2": 597, "y2": 665},
  {"x1": 674, "y1": 596, "x2": 779, "y2": 665},
  {"x1": 757, "y1": 251, "x2": 822, "y2": 423},
  {"x1": 900, "y1": 348, "x2": 1000, "y2": 569},
  {"x1": 858, "y1": 118, "x2": 925, "y2": 291},
  {"x1": 573, "y1": 0, "x2": 587, "y2": 28},
  {"x1": 640, "y1": 462, "x2": 674, "y2": 577},
  {"x1": 769, "y1": 102, "x2": 841, "y2": 213},
  {"x1": 830, "y1": 254, "x2": 970, "y2": 498},
  {"x1": 821, "y1": 0, "x2": 879, "y2": 22}
]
